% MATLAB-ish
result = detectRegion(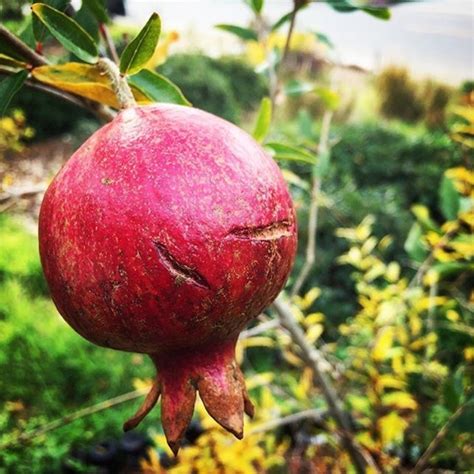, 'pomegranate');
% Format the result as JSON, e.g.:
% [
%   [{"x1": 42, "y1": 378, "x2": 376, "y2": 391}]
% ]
[{"x1": 39, "y1": 104, "x2": 297, "y2": 453}]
